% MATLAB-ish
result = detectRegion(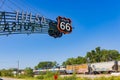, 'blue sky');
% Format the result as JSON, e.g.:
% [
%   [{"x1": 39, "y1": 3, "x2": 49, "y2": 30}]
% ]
[{"x1": 0, "y1": 0, "x2": 120, "y2": 69}]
